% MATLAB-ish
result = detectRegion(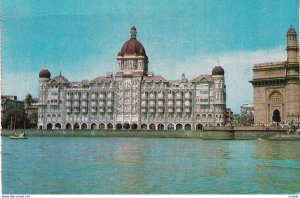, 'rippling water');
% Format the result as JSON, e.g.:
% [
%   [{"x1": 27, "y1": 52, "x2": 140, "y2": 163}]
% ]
[{"x1": 2, "y1": 137, "x2": 300, "y2": 194}]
